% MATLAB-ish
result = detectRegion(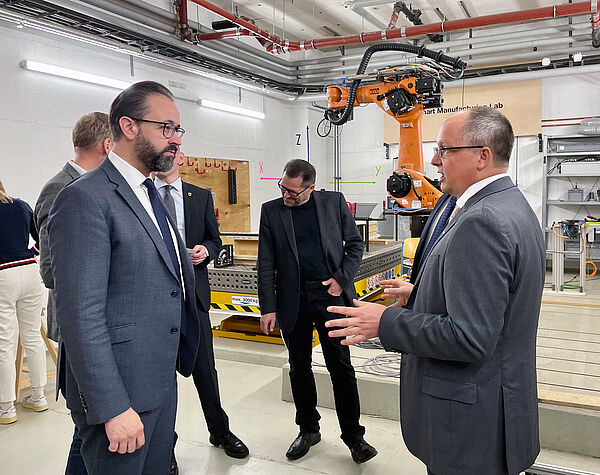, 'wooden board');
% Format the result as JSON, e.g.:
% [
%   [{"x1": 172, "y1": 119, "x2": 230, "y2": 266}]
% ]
[
  {"x1": 179, "y1": 157, "x2": 250, "y2": 232},
  {"x1": 385, "y1": 79, "x2": 542, "y2": 143},
  {"x1": 538, "y1": 389, "x2": 600, "y2": 412}
]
